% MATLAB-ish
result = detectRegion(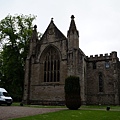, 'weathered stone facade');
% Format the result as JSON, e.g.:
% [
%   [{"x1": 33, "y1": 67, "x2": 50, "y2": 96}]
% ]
[{"x1": 23, "y1": 15, "x2": 120, "y2": 105}]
